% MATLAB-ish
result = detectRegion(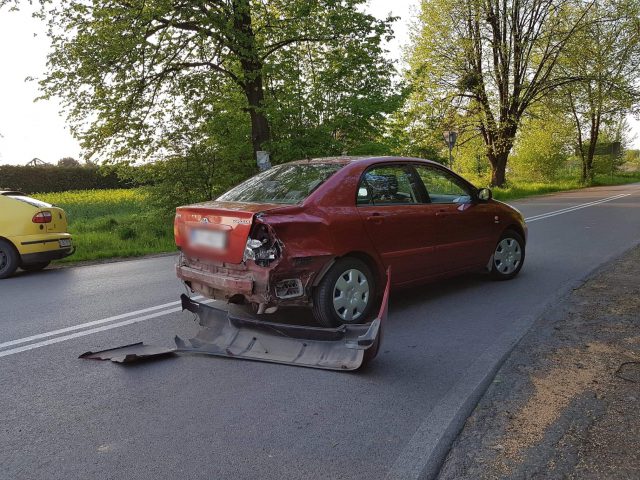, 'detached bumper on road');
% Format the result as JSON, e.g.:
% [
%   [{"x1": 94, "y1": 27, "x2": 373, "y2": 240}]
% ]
[{"x1": 80, "y1": 270, "x2": 390, "y2": 371}]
